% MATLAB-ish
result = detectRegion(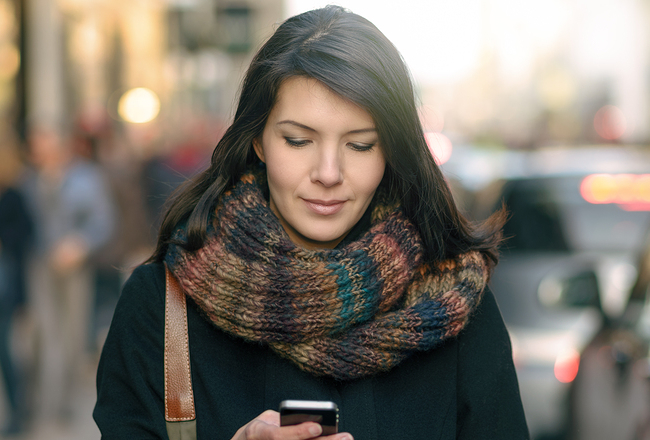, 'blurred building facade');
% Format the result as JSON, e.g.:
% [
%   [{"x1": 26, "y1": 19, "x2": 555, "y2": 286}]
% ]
[
  {"x1": 1, "y1": 0, "x2": 649, "y2": 153},
  {"x1": 2, "y1": 0, "x2": 283, "y2": 150},
  {"x1": 417, "y1": 0, "x2": 650, "y2": 149},
  {"x1": 0, "y1": 0, "x2": 22, "y2": 138}
]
